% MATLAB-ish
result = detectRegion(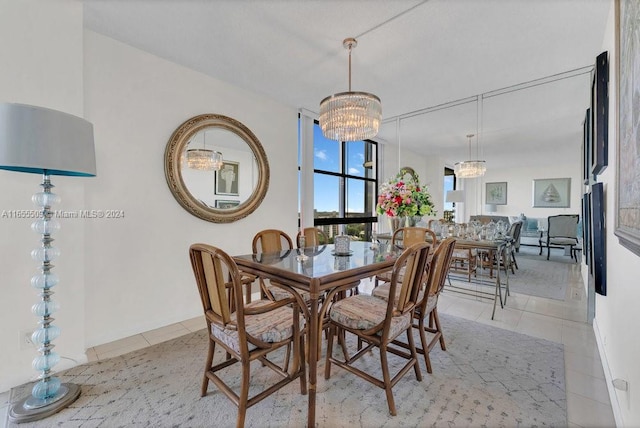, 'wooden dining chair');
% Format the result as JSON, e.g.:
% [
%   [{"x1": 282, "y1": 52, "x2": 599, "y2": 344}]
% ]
[
  {"x1": 324, "y1": 242, "x2": 431, "y2": 416},
  {"x1": 373, "y1": 237, "x2": 457, "y2": 373},
  {"x1": 189, "y1": 243, "x2": 306, "y2": 428},
  {"x1": 375, "y1": 227, "x2": 436, "y2": 287},
  {"x1": 296, "y1": 227, "x2": 329, "y2": 248},
  {"x1": 252, "y1": 229, "x2": 311, "y2": 301}
]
